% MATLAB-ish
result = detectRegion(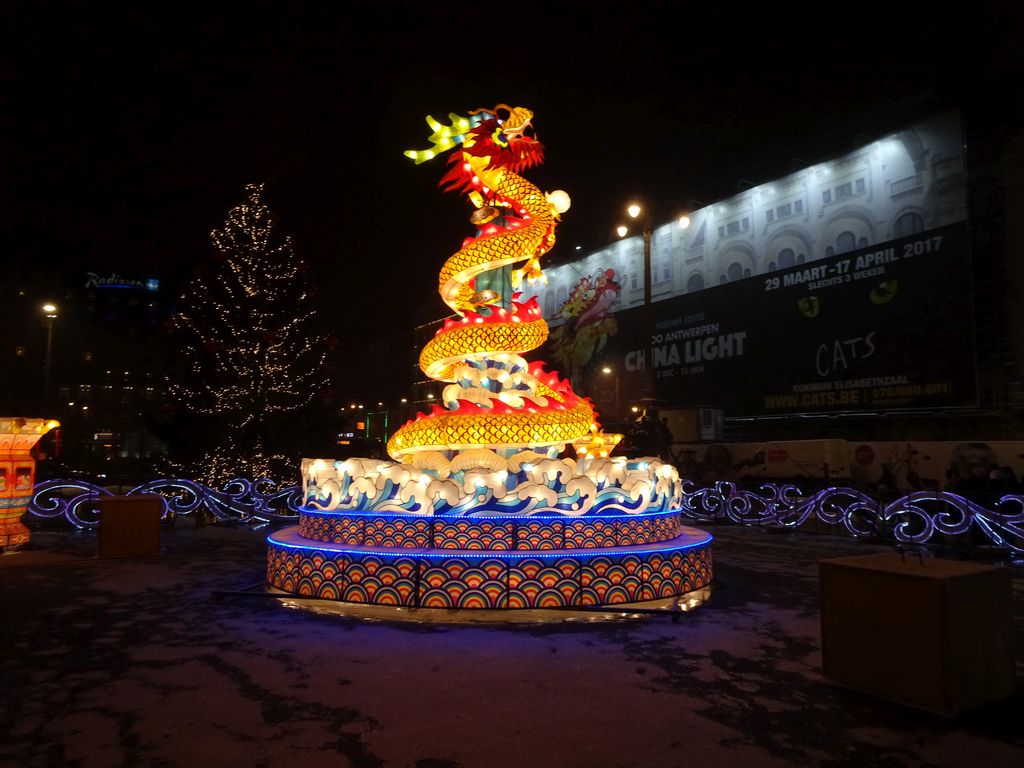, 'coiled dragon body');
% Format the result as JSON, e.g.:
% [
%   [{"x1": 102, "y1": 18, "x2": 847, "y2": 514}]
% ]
[{"x1": 387, "y1": 105, "x2": 597, "y2": 462}]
